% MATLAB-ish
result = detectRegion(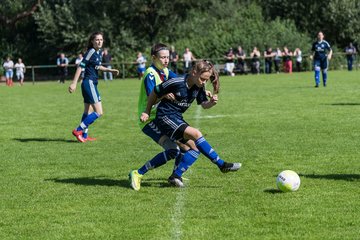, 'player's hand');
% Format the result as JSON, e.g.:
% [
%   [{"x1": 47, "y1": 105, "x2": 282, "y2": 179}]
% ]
[
  {"x1": 205, "y1": 90, "x2": 213, "y2": 98},
  {"x1": 210, "y1": 94, "x2": 218, "y2": 104},
  {"x1": 68, "y1": 83, "x2": 76, "y2": 93},
  {"x1": 309, "y1": 55, "x2": 313, "y2": 60},
  {"x1": 113, "y1": 69, "x2": 120, "y2": 76},
  {"x1": 164, "y1": 93, "x2": 176, "y2": 101},
  {"x1": 140, "y1": 112, "x2": 149, "y2": 122}
]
